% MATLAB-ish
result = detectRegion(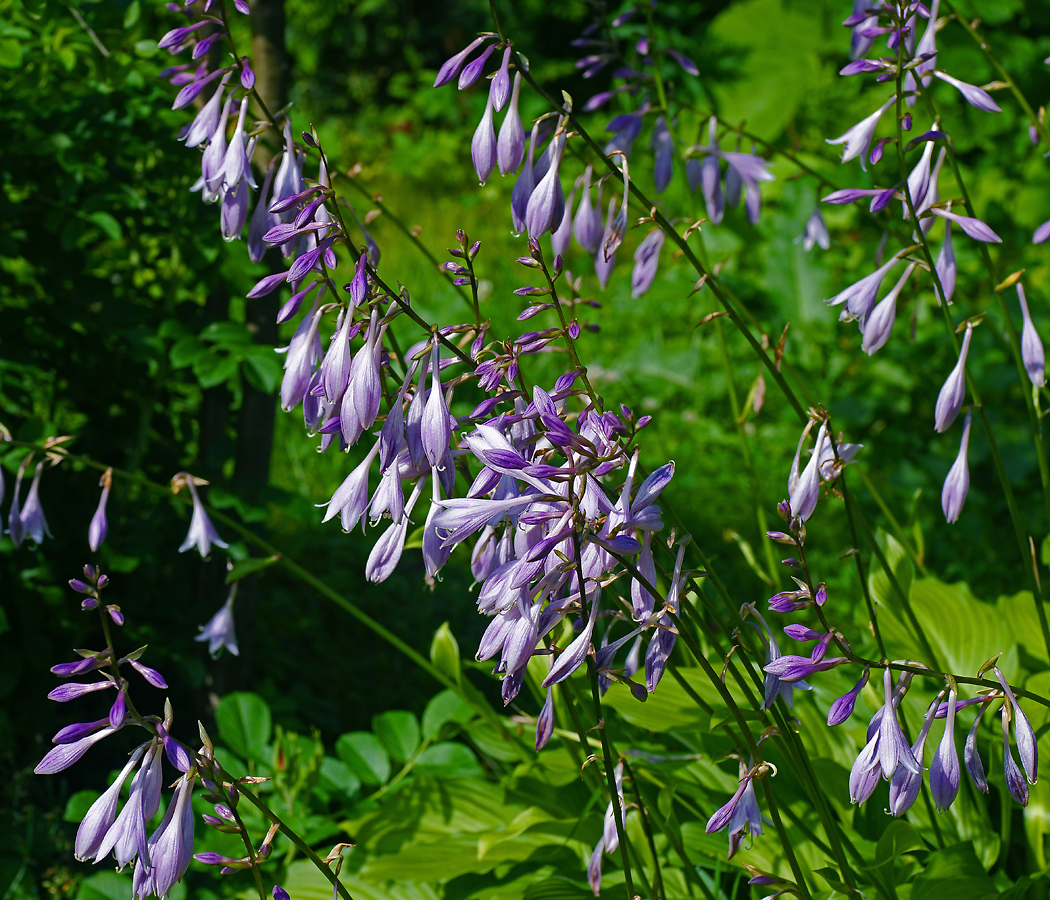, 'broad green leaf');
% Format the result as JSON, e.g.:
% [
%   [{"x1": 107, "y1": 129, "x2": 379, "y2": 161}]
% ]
[
  {"x1": 318, "y1": 756, "x2": 361, "y2": 798},
  {"x1": 87, "y1": 211, "x2": 122, "y2": 241},
  {"x1": 421, "y1": 689, "x2": 475, "y2": 740},
  {"x1": 200, "y1": 321, "x2": 253, "y2": 344},
  {"x1": 603, "y1": 666, "x2": 713, "y2": 733},
  {"x1": 242, "y1": 347, "x2": 283, "y2": 394},
  {"x1": 215, "y1": 692, "x2": 272, "y2": 760},
  {"x1": 876, "y1": 819, "x2": 924, "y2": 863},
  {"x1": 1025, "y1": 776, "x2": 1050, "y2": 872},
  {"x1": 193, "y1": 350, "x2": 239, "y2": 388},
  {"x1": 430, "y1": 621, "x2": 461, "y2": 684},
  {"x1": 0, "y1": 38, "x2": 22, "y2": 68},
  {"x1": 373, "y1": 710, "x2": 421, "y2": 764},
  {"x1": 868, "y1": 529, "x2": 913, "y2": 618},
  {"x1": 282, "y1": 860, "x2": 439, "y2": 900},
  {"x1": 413, "y1": 742, "x2": 481, "y2": 777},
  {"x1": 78, "y1": 873, "x2": 133, "y2": 900},
  {"x1": 911, "y1": 843, "x2": 998, "y2": 900},
  {"x1": 169, "y1": 335, "x2": 206, "y2": 368},
  {"x1": 335, "y1": 732, "x2": 391, "y2": 786}
]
